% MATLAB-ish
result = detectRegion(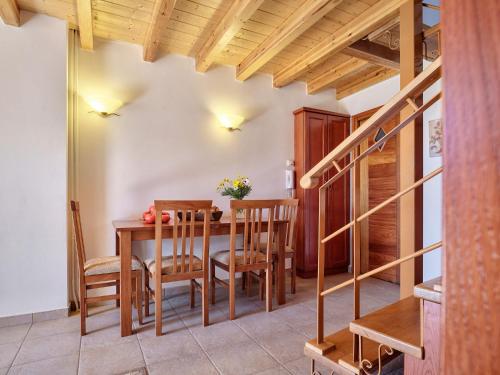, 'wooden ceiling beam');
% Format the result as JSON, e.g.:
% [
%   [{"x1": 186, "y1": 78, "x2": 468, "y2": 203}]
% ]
[
  {"x1": 196, "y1": 0, "x2": 265, "y2": 73},
  {"x1": 143, "y1": 0, "x2": 177, "y2": 62},
  {"x1": 236, "y1": 0, "x2": 343, "y2": 81},
  {"x1": 307, "y1": 57, "x2": 369, "y2": 94},
  {"x1": 336, "y1": 67, "x2": 398, "y2": 99},
  {"x1": 0, "y1": 0, "x2": 20, "y2": 27},
  {"x1": 76, "y1": 0, "x2": 93, "y2": 50},
  {"x1": 273, "y1": 0, "x2": 405, "y2": 88},
  {"x1": 343, "y1": 39, "x2": 400, "y2": 70}
]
